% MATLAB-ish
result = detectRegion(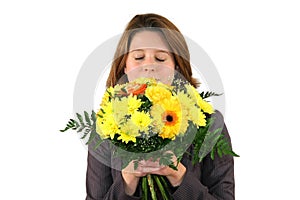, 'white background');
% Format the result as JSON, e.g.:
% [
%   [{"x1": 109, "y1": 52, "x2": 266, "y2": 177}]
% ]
[{"x1": 1, "y1": 0, "x2": 299, "y2": 199}]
